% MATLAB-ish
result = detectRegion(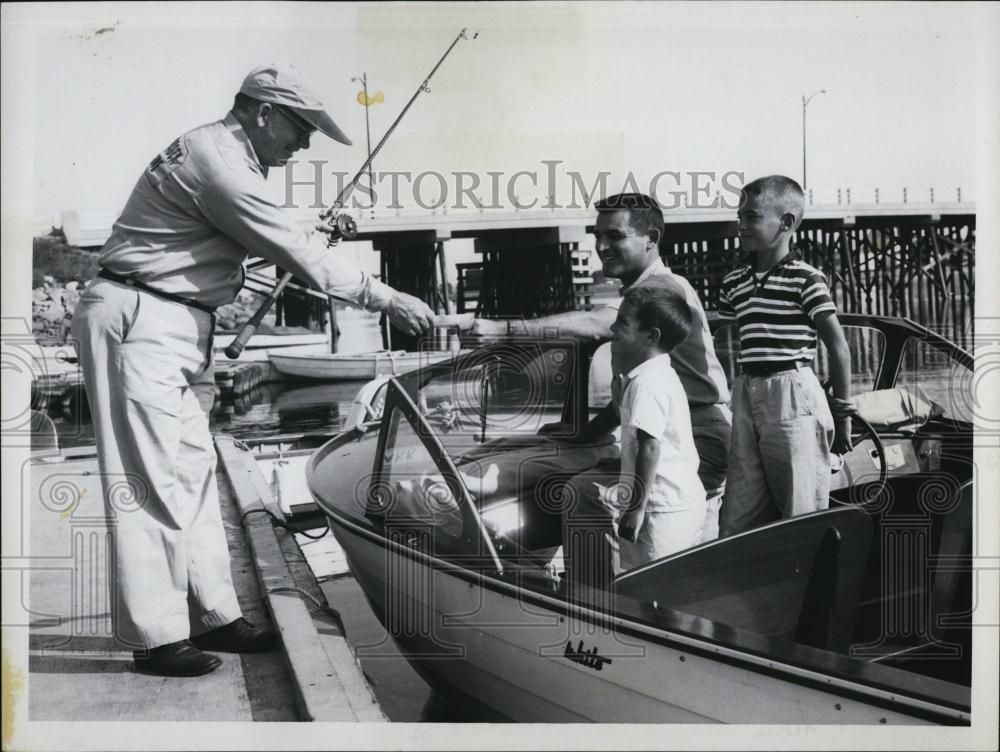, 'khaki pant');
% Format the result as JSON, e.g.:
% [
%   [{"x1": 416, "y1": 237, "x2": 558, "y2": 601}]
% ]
[
  {"x1": 720, "y1": 366, "x2": 834, "y2": 537},
  {"x1": 70, "y1": 279, "x2": 241, "y2": 648},
  {"x1": 689, "y1": 403, "x2": 732, "y2": 542},
  {"x1": 455, "y1": 437, "x2": 619, "y2": 501},
  {"x1": 561, "y1": 459, "x2": 705, "y2": 596}
]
